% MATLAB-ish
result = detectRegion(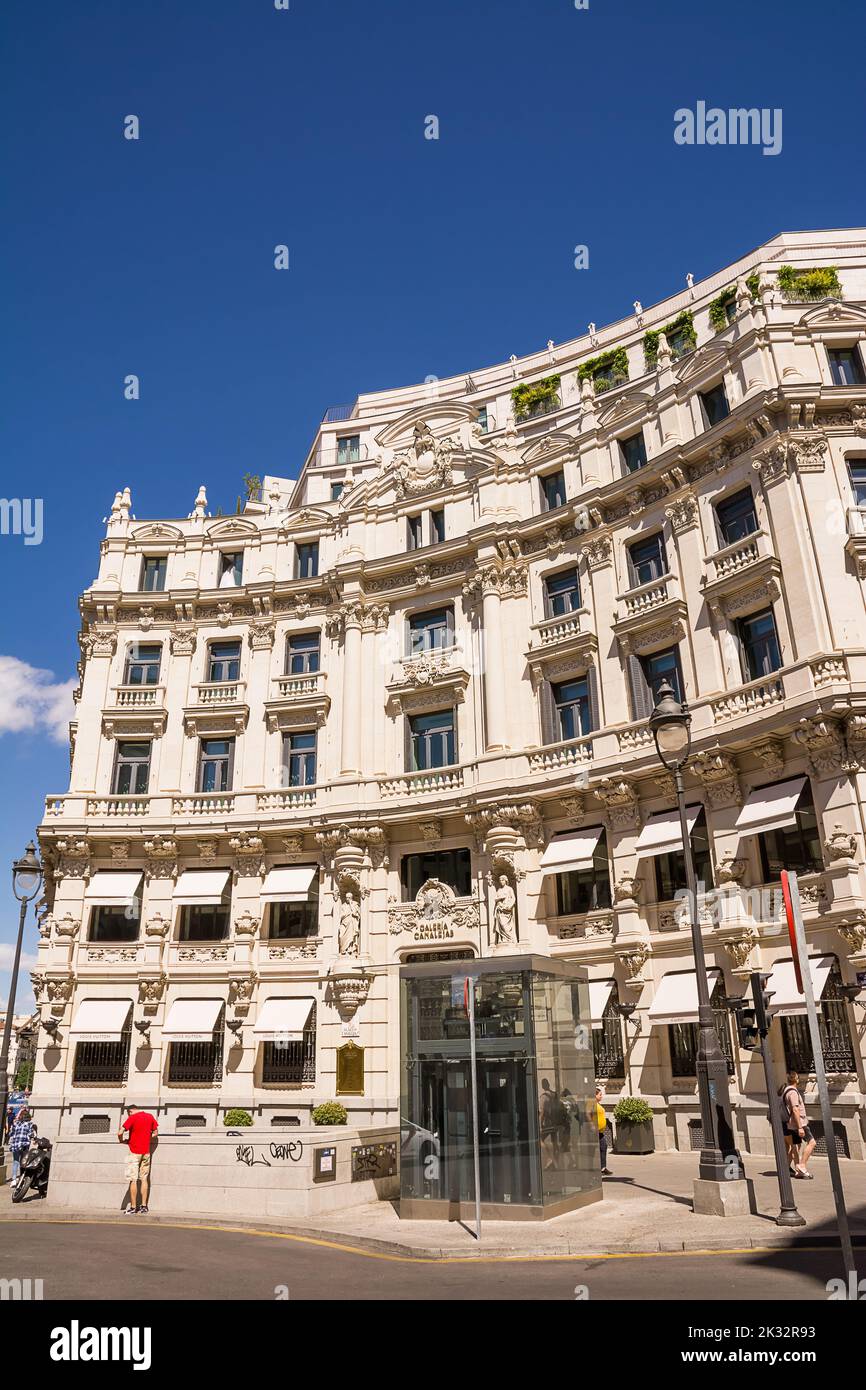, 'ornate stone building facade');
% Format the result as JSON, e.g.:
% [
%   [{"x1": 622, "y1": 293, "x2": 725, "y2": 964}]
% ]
[{"x1": 32, "y1": 228, "x2": 866, "y2": 1157}]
